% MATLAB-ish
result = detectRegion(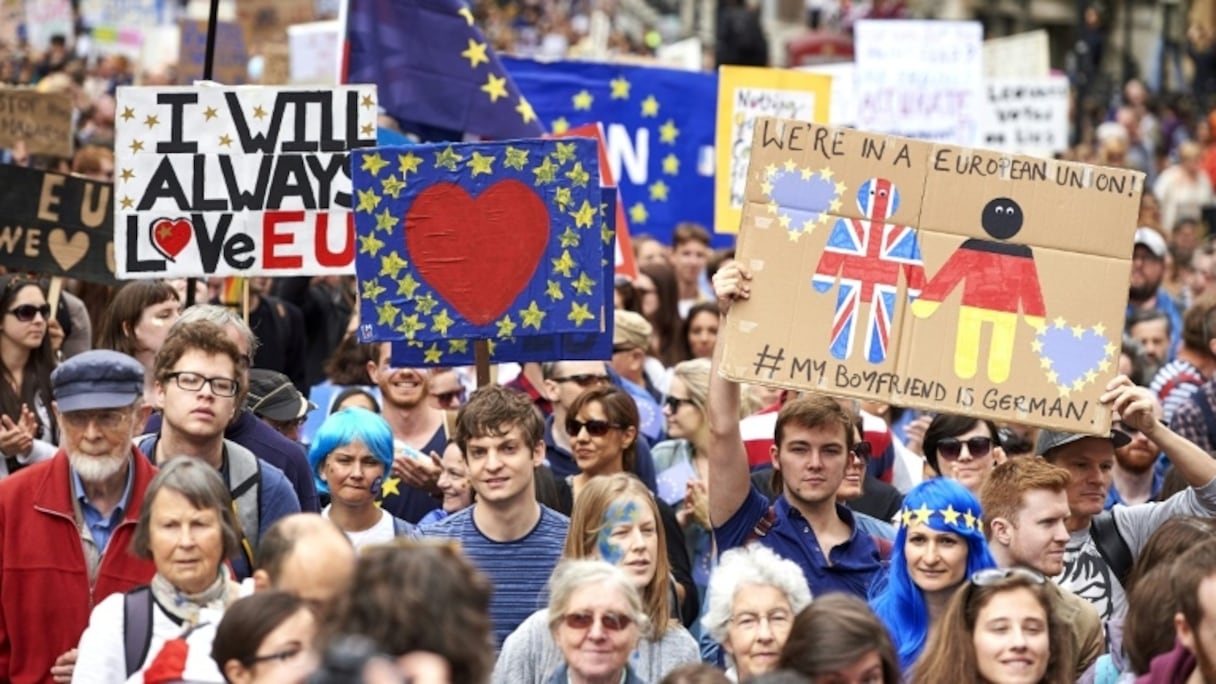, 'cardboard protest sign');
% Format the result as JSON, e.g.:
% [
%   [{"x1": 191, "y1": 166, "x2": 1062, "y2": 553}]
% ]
[
  {"x1": 0, "y1": 165, "x2": 116, "y2": 283},
  {"x1": 983, "y1": 30, "x2": 1051, "y2": 79},
  {"x1": 352, "y1": 139, "x2": 606, "y2": 344},
  {"x1": 80, "y1": 0, "x2": 164, "y2": 57},
  {"x1": 114, "y1": 85, "x2": 378, "y2": 278},
  {"x1": 0, "y1": 88, "x2": 74, "y2": 158},
  {"x1": 854, "y1": 20, "x2": 984, "y2": 146},
  {"x1": 236, "y1": 0, "x2": 315, "y2": 47},
  {"x1": 718, "y1": 118, "x2": 1144, "y2": 434},
  {"x1": 178, "y1": 19, "x2": 248, "y2": 85},
  {"x1": 715, "y1": 66, "x2": 831, "y2": 235},
  {"x1": 557, "y1": 123, "x2": 636, "y2": 279},
  {"x1": 982, "y1": 76, "x2": 1070, "y2": 157},
  {"x1": 23, "y1": 0, "x2": 73, "y2": 51}
]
